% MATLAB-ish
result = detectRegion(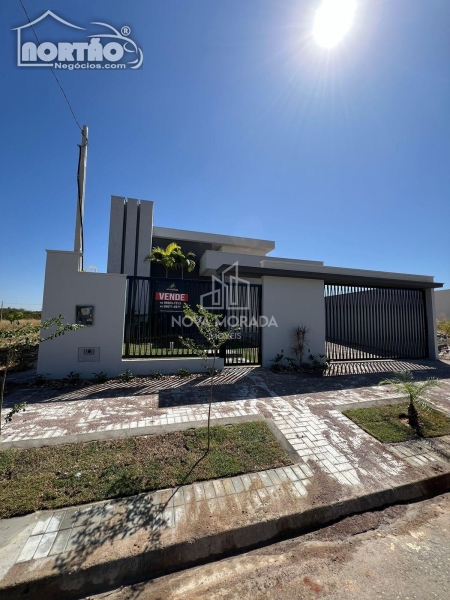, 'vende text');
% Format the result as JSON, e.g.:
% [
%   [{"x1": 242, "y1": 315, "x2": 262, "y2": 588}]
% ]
[{"x1": 155, "y1": 293, "x2": 188, "y2": 301}]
